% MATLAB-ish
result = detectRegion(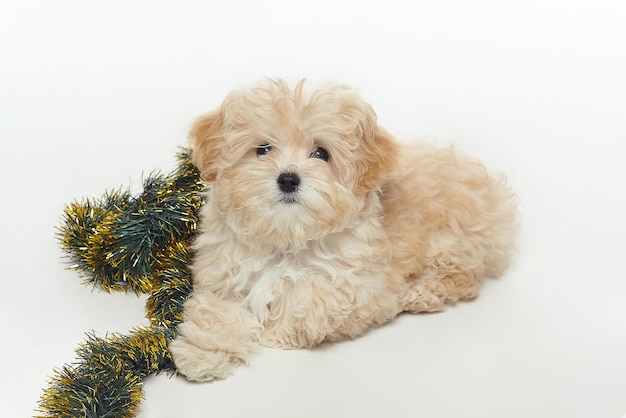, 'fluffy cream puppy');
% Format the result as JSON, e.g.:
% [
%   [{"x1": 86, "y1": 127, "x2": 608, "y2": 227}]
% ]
[{"x1": 169, "y1": 79, "x2": 517, "y2": 381}]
